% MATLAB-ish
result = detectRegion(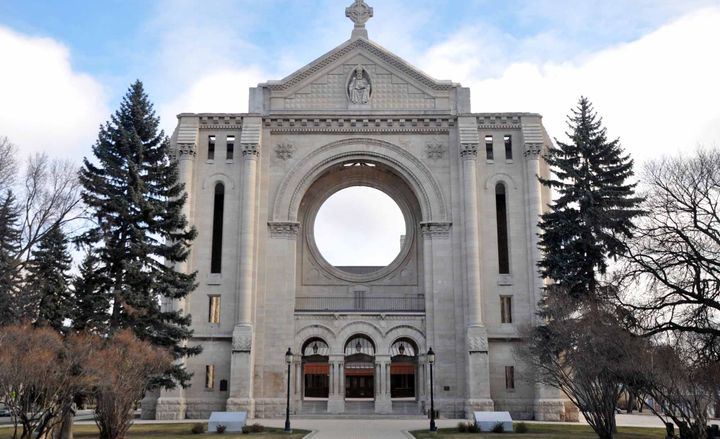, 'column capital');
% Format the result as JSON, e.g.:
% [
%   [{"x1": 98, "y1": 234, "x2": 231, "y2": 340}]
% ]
[
  {"x1": 268, "y1": 221, "x2": 300, "y2": 239},
  {"x1": 176, "y1": 143, "x2": 197, "y2": 160},
  {"x1": 524, "y1": 142, "x2": 543, "y2": 159},
  {"x1": 460, "y1": 143, "x2": 479, "y2": 159},
  {"x1": 420, "y1": 221, "x2": 452, "y2": 238},
  {"x1": 241, "y1": 143, "x2": 260, "y2": 159}
]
